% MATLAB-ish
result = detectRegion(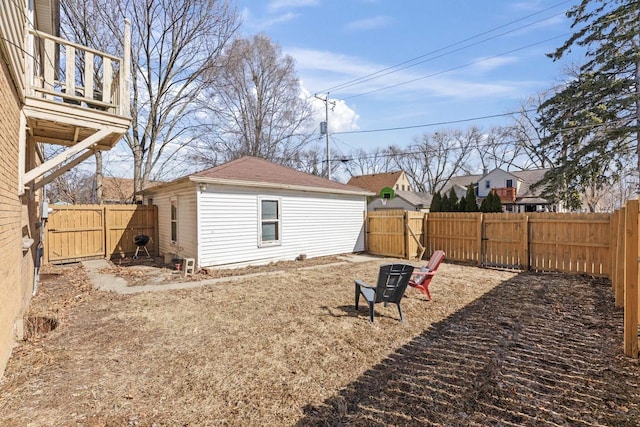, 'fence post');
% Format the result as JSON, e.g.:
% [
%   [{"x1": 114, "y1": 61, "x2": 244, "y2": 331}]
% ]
[
  {"x1": 522, "y1": 214, "x2": 530, "y2": 271},
  {"x1": 102, "y1": 206, "x2": 107, "y2": 259},
  {"x1": 403, "y1": 210, "x2": 409, "y2": 259},
  {"x1": 624, "y1": 200, "x2": 638, "y2": 358},
  {"x1": 423, "y1": 212, "x2": 428, "y2": 257},
  {"x1": 476, "y1": 213, "x2": 483, "y2": 265},
  {"x1": 364, "y1": 210, "x2": 368, "y2": 253},
  {"x1": 617, "y1": 207, "x2": 627, "y2": 307},
  {"x1": 610, "y1": 210, "x2": 618, "y2": 290}
]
